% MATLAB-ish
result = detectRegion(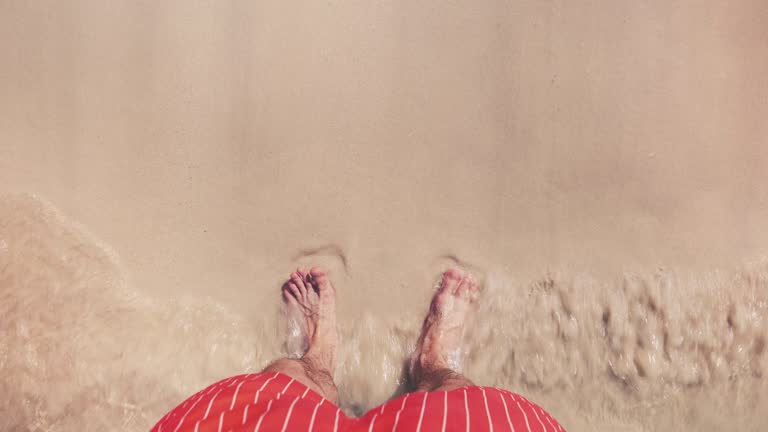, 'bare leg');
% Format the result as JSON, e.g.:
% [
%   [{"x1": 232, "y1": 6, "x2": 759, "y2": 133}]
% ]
[
  {"x1": 410, "y1": 268, "x2": 480, "y2": 392},
  {"x1": 263, "y1": 267, "x2": 339, "y2": 405}
]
